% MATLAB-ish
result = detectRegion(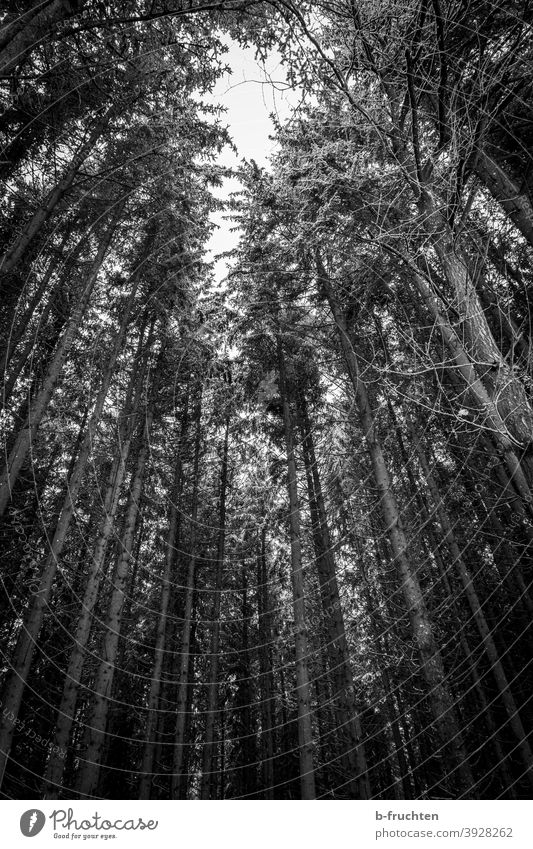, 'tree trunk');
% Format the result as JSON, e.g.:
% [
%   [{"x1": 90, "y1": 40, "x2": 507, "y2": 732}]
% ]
[
  {"x1": 297, "y1": 393, "x2": 369, "y2": 799},
  {"x1": 411, "y1": 424, "x2": 533, "y2": 791},
  {"x1": 257, "y1": 528, "x2": 276, "y2": 799},
  {"x1": 317, "y1": 254, "x2": 473, "y2": 796},
  {"x1": 42, "y1": 328, "x2": 150, "y2": 798},
  {"x1": 408, "y1": 263, "x2": 533, "y2": 516},
  {"x1": 138, "y1": 392, "x2": 189, "y2": 799},
  {"x1": 0, "y1": 115, "x2": 111, "y2": 282},
  {"x1": 0, "y1": 211, "x2": 120, "y2": 517},
  {"x1": 426, "y1": 528, "x2": 517, "y2": 799},
  {"x1": 0, "y1": 275, "x2": 138, "y2": 790},
  {"x1": 277, "y1": 335, "x2": 316, "y2": 800},
  {"x1": 419, "y1": 195, "x2": 533, "y2": 449},
  {"x1": 0, "y1": 227, "x2": 71, "y2": 379},
  {"x1": 200, "y1": 414, "x2": 229, "y2": 799},
  {"x1": 0, "y1": 1, "x2": 85, "y2": 75},
  {"x1": 171, "y1": 389, "x2": 203, "y2": 798},
  {"x1": 473, "y1": 150, "x2": 533, "y2": 249},
  {"x1": 75, "y1": 405, "x2": 153, "y2": 797}
]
